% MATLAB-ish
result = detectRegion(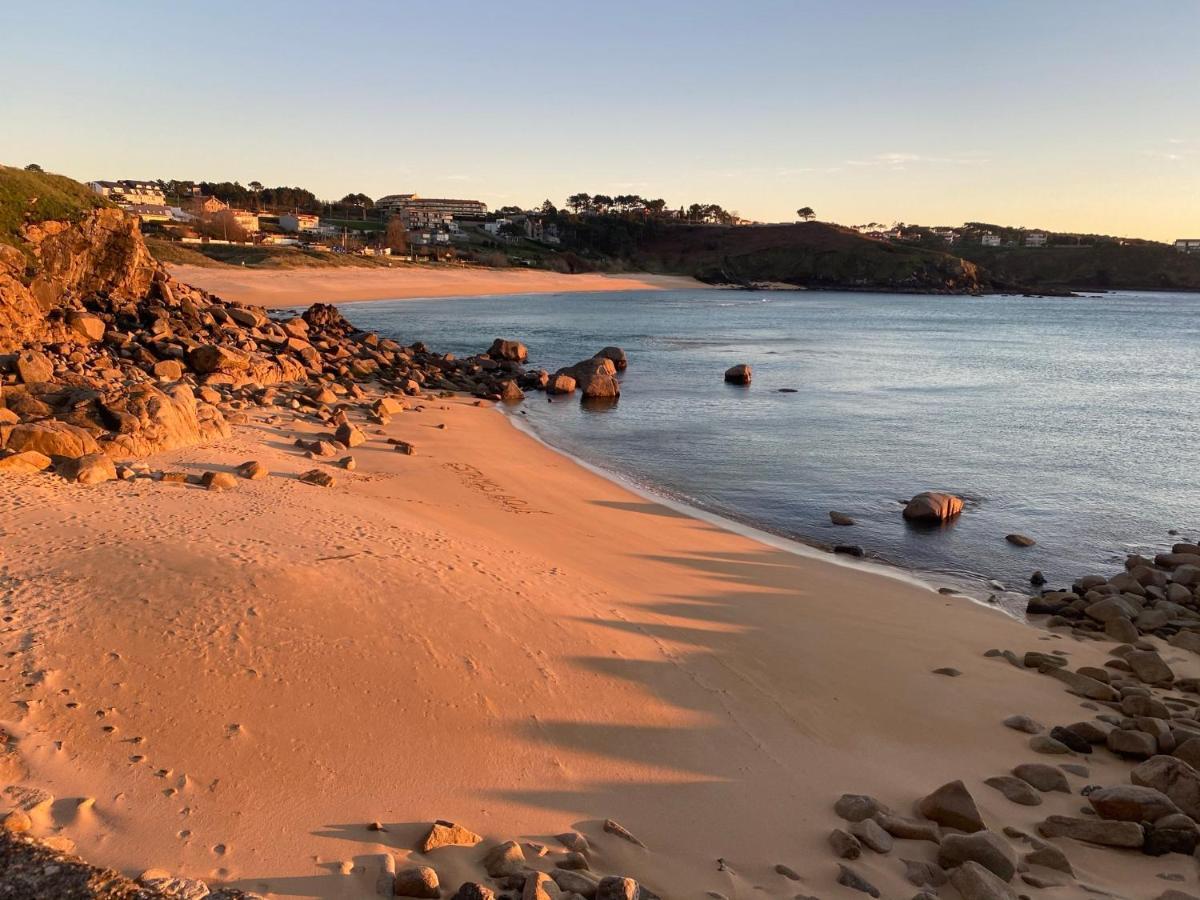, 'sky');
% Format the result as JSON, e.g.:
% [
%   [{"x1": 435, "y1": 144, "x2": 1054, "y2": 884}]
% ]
[{"x1": 3, "y1": 1, "x2": 1198, "y2": 241}]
